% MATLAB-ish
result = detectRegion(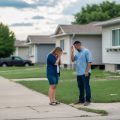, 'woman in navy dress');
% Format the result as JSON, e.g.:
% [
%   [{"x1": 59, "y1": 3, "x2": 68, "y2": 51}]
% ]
[{"x1": 47, "y1": 47, "x2": 62, "y2": 105}]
